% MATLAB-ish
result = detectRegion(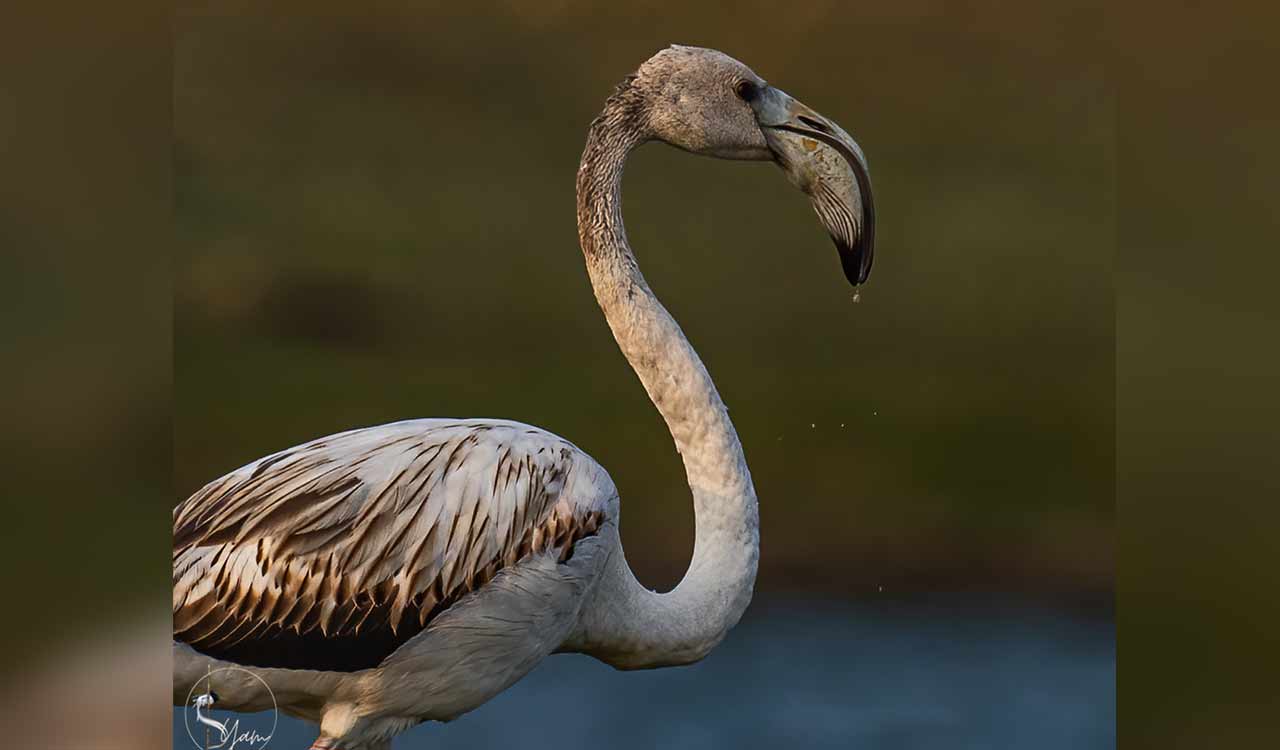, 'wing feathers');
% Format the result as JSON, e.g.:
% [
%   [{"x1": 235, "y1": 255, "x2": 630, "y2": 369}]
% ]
[{"x1": 173, "y1": 420, "x2": 608, "y2": 672}]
